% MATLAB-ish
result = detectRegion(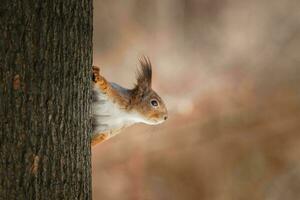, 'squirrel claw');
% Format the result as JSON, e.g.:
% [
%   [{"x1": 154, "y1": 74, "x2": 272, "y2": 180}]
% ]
[
  {"x1": 91, "y1": 133, "x2": 108, "y2": 147},
  {"x1": 92, "y1": 66, "x2": 100, "y2": 83}
]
